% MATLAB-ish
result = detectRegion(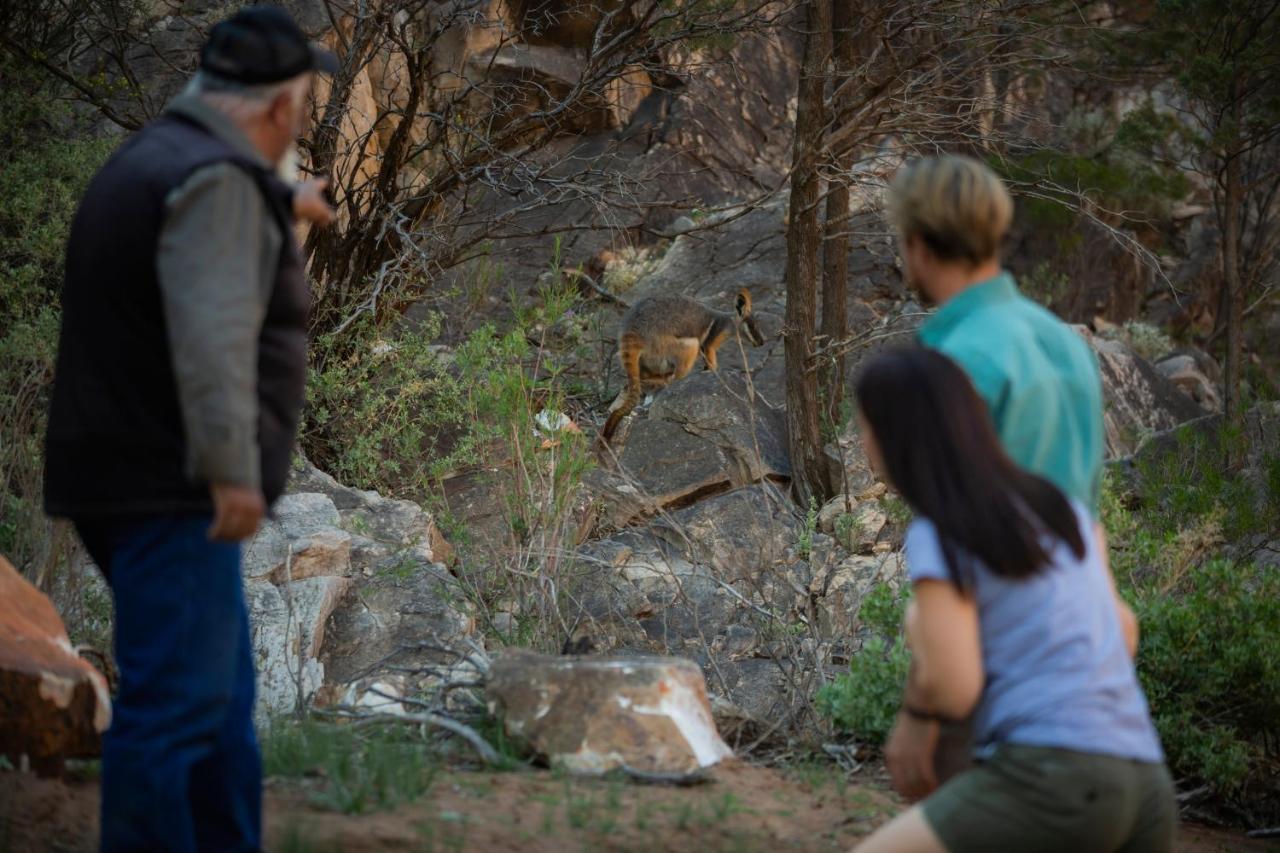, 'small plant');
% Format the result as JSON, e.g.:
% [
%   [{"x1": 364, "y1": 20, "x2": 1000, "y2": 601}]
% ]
[
  {"x1": 881, "y1": 494, "x2": 913, "y2": 527},
  {"x1": 817, "y1": 583, "x2": 912, "y2": 745},
  {"x1": 261, "y1": 718, "x2": 437, "y2": 814},
  {"x1": 303, "y1": 310, "x2": 470, "y2": 498},
  {"x1": 1106, "y1": 320, "x2": 1175, "y2": 363},
  {"x1": 276, "y1": 823, "x2": 340, "y2": 853},
  {"x1": 600, "y1": 245, "x2": 661, "y2": 294},
  {"x1": 1021, "y1": 261, "x2": 1069, "y2": 308},
  {"x1": 796, "y1": 497, "x2": 819, "y2": 559}
]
